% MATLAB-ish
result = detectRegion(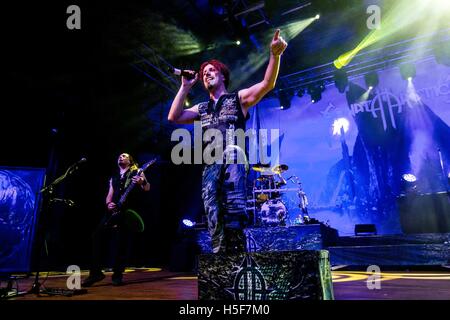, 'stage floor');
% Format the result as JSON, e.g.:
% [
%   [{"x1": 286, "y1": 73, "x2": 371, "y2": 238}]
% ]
[{"x1": 6, "y1": 267, "x2": 450, "y2": 300}]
